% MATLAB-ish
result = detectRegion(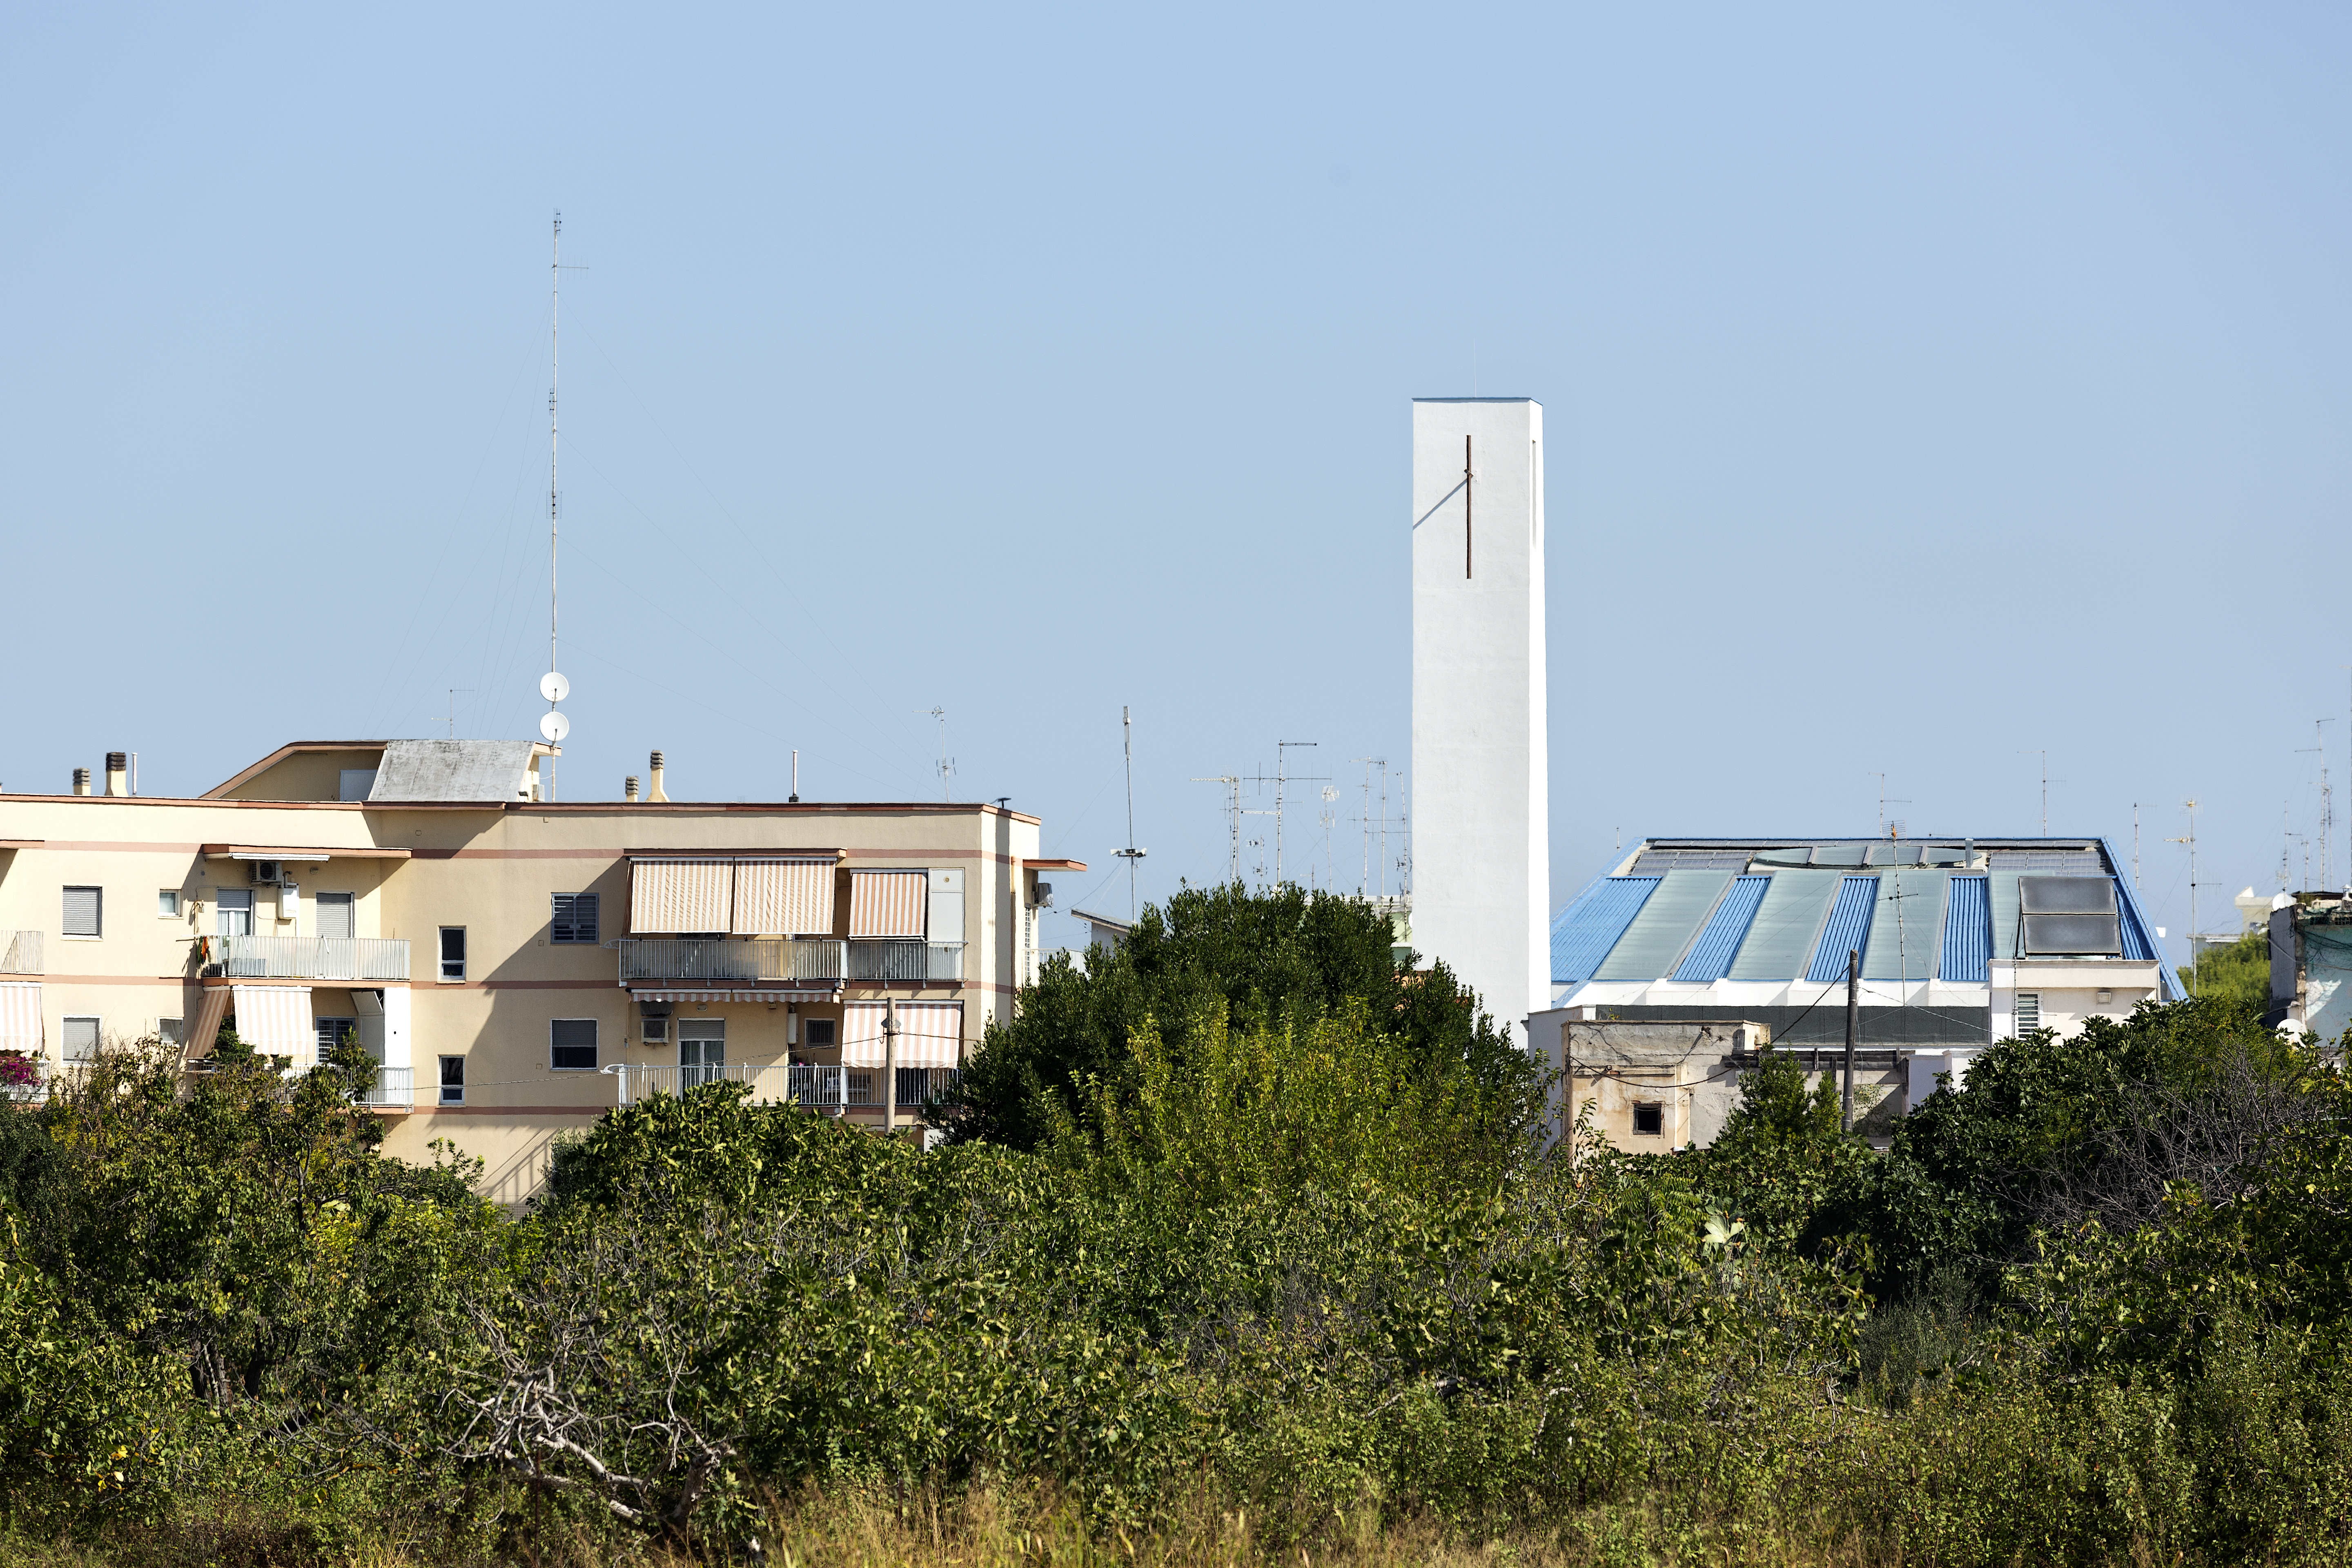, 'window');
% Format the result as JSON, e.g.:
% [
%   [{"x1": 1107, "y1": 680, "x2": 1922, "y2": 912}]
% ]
[
  {"x1": 438, "y1": 1056, "x2": 465, "y2": 1105},
  {"x1": 439, "y1": 927, "x2": 466, "y2": 982},
  {"x1": 157, "y1": 889, "x2": 181, "y2": 918},
  {"x1": 679, "y1": 1019, "x2": 724, "y2": 1088},
  {"x1": 2015, "y1": 992, "x2": 2042, "y2": 1033},
  {"x1": 316, "y1": 1018, "x2": 355, "y2": 1059},
  {"x1": 62, "y1": 886, "x2": 101, "y2": 938},
  {"x1": 550, "y1": 1018, "x2": 598, "y2": 1071},
  {"x1": 158, "y1": 1018, "x2": 183, "y2": 1048},
  {"x1": 1632, "y1": 1101, "x2": 1664, "y2": 1137},
  {"x1": 551, "y1": 893, "x2": 599, "y2": 944},
  {"x1": 62, "y1": 1017, "x2": 99, "y2": 1063},
  {"x1": 216, "y1": 889, "x2": 253, "y2": 938},
  {"x1": 339, "y1": 769, "x2": 378, "y2": 802},
  {"x1": 316, "y1": 892, "x2": 354, "y2": 941},
  {"x1": 804, "y1": 1018, "x2": 836, "y2": 1048}
]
